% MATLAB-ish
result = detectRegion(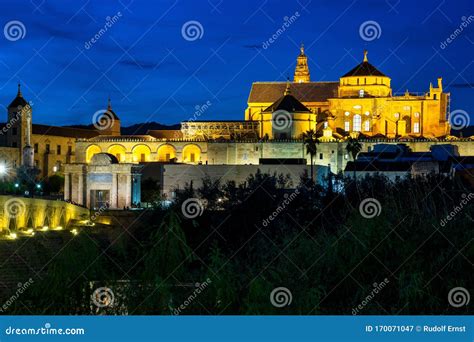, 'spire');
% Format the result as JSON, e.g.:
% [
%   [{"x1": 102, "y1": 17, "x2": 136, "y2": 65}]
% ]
[
  {"x1": 107, "y1": 97, "x2": 112, "y2": 111},
  {"x1": 284, "y1": 79, "x2": 291, "y2": 95},
  {"x1": 17, "y1": 82, "x2": 22, "y2": 97},
  {"x1": 294, "y1": 43, "x2": 310, "y2": 83},
  {"x1": 363, "y1": 50, "x2": 368, "y2": 63}
]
